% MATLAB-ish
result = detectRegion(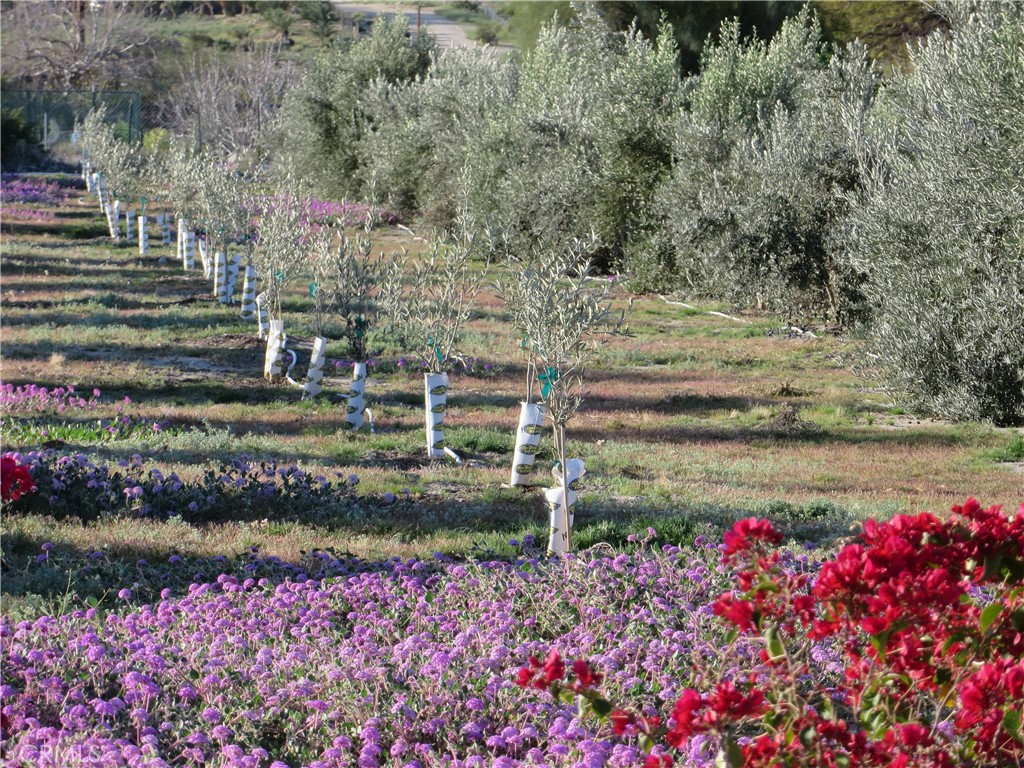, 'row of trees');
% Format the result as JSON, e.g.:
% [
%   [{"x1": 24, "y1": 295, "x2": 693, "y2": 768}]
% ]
[
  {"x1": 277, "y1": 4, "x2": 1022, "y2": 426},
  {"x1": 78, "y1": 110, "x2": 629, "y2": 553}
]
